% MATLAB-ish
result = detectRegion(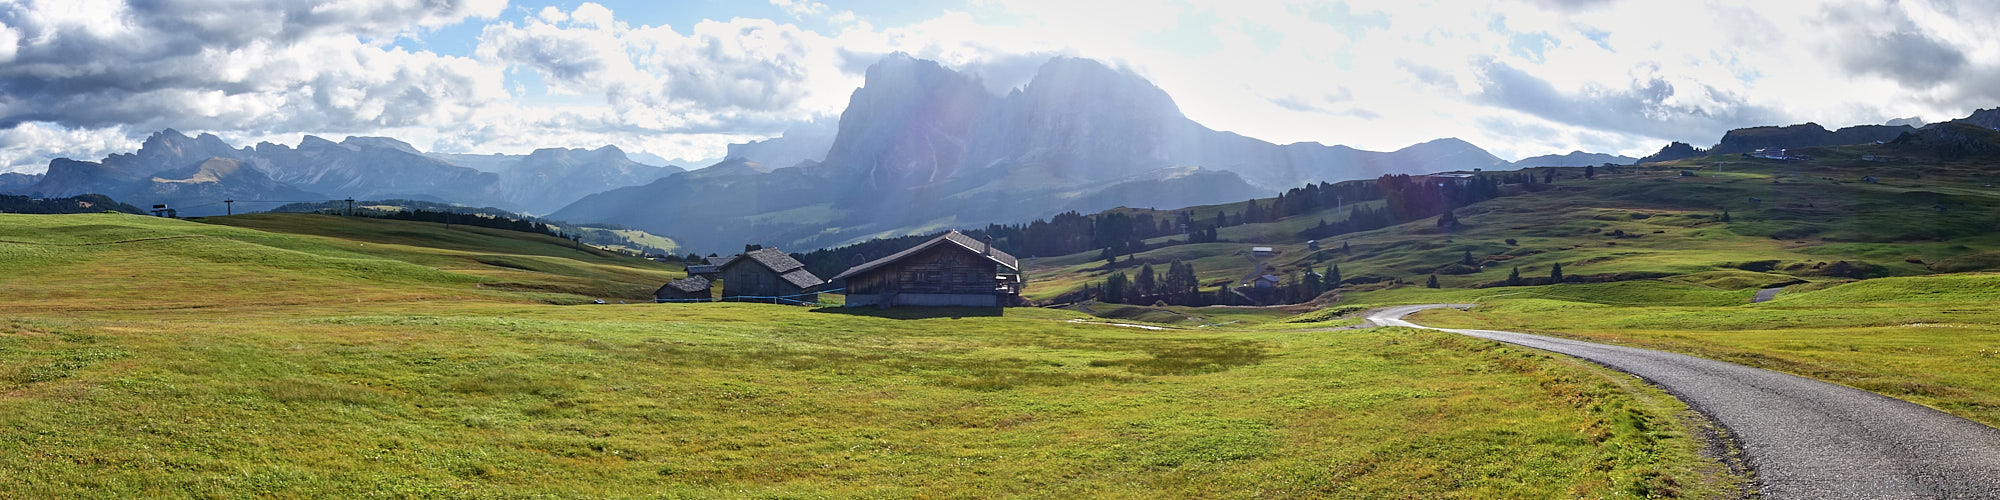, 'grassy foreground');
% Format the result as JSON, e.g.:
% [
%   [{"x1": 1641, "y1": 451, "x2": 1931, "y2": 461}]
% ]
[{"x1": 0, "y1": 213, "x2": 1741, "y2": 497}]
